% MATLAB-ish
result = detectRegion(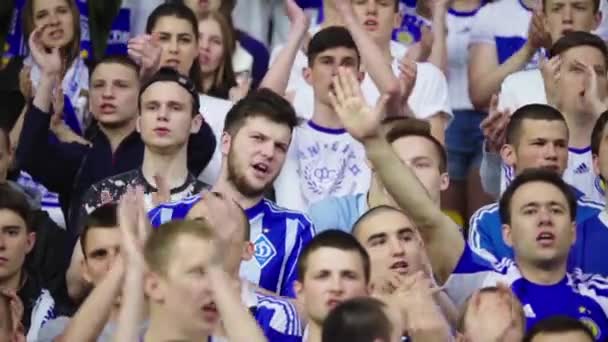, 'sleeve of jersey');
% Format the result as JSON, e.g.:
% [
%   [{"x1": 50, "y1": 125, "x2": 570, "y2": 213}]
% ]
[
  {"x1": 468, "y1": 5, "x2": 496, "y2": 46},
  {"x1": 575, "y1": 273, "x2": 608, "y2": 319},
  {"x1": 281, "y1": 217, "x2": 316, "y2": 297},
  {"x1": 443, "y1": 244, "x2": 494, "y2": 308},
  {"x1": 408, "y1": 62, "x2": 453, "y2": 121},
  {"x1": 468, "y1": 204, "x2": 505, "y2": 264},
  {"x1": 256, "y1": 296, "x2": 304, "y2": 341}
]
